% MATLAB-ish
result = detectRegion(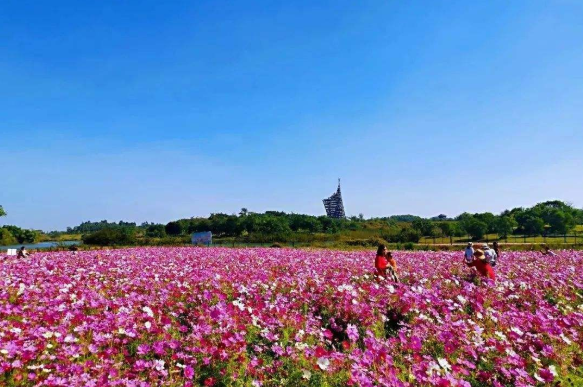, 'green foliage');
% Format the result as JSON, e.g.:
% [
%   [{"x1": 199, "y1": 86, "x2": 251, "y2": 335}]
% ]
[
  {"x1": 66, "y1": 220, "x2": 137, "y2": 233},
  {"x1": 145, "y1": 224, "x2": 166, "y2": 238},
  {"x1": 165, "y1": 221, "x2": 183, "y2": 236},
  {"x1": 0, "y1": 228, "x2": 17, "y2": 245},
  {"x1": 458, "y1": 215, "x2": 488, "y2": 240},
  {"x1": 49, "y1": 200, "x2": 583, "y2": 247},
  {"x1": 495, "y1": 216, "x2": 517, "y2": 238},
  {"x1": 387, "y1": 214, "x2": 422, "y2": 222},
  {"x1": 412, "y1": 219, "x2": 435, "y2": 236},
  {"x1": 1, "y1": 226, "x2": 38, "y2": 244},
  {"x1": 82, "y1": 227, "x2": 137, "y2": 246},
  {"x1": 0, "y1": 205, "x2": 6, "y2": 217}
]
